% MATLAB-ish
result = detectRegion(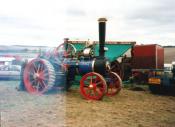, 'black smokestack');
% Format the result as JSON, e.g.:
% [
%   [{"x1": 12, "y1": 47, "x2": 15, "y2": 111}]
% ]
[{"x1": 98, "y1": 18, "x2": 107, "y2": 57}]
